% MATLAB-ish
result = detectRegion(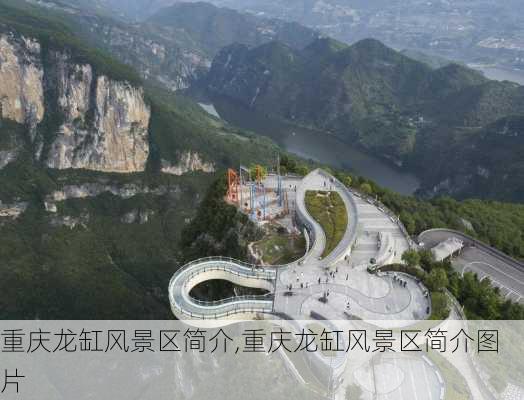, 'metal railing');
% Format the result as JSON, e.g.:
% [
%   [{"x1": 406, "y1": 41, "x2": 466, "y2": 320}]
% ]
[
  {"x1": 168, "y1": 256, "x2": 278, "y2": 318},
  {"x1": 188, "y1": 293, "x2": 274, "y2": 307},
  {"x1": 171, "y1": 299, "x2": 274, "y2": 320},
  {"x1": 317, "y1": 169, "x2": 360, "y2": 265},
  {"x1": 170, "y1": 256, "x2": 277, "y2": 284}
]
